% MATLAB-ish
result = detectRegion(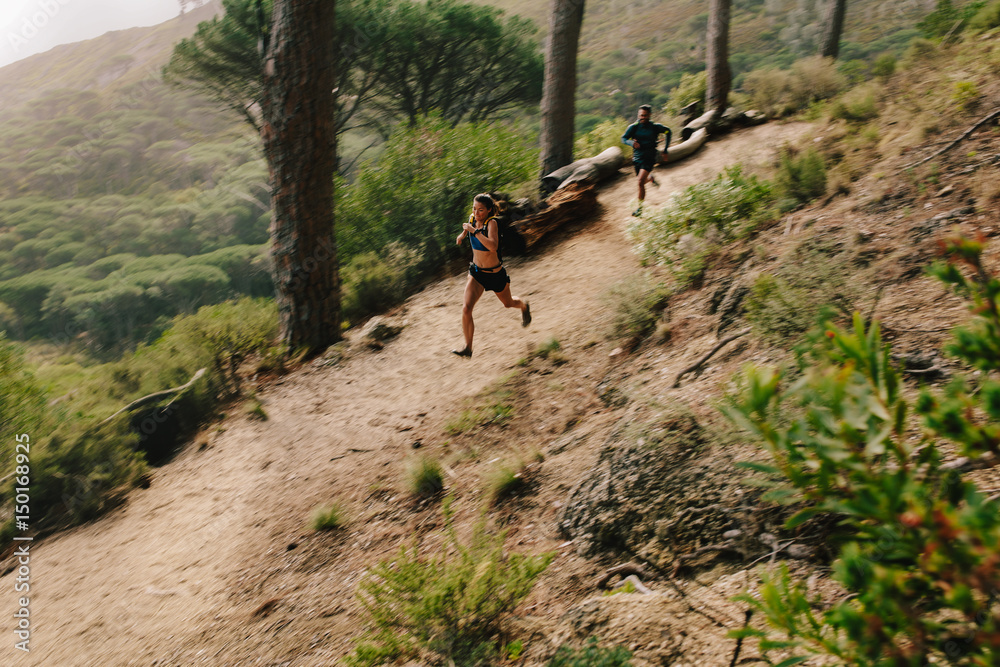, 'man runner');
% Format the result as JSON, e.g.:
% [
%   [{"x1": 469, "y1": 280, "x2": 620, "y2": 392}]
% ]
[{"x1": 622, "y1": 104, "x2": 671, "y2": 216}]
